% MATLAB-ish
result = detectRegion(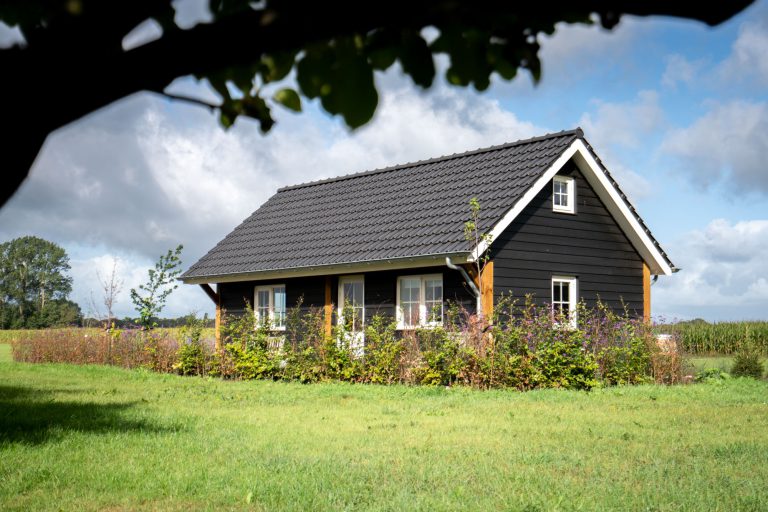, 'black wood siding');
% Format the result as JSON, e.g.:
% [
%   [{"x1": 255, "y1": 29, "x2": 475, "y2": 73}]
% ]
[
  {"x1": 219, "y1": 276, "x2": 326, "y2": 317},
  {"x1": 490, "y1": 162, "x2": 644, "y2": 316},
  {"x1": 217, "y1": 266, "x2": 476, "y2": 323}
]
